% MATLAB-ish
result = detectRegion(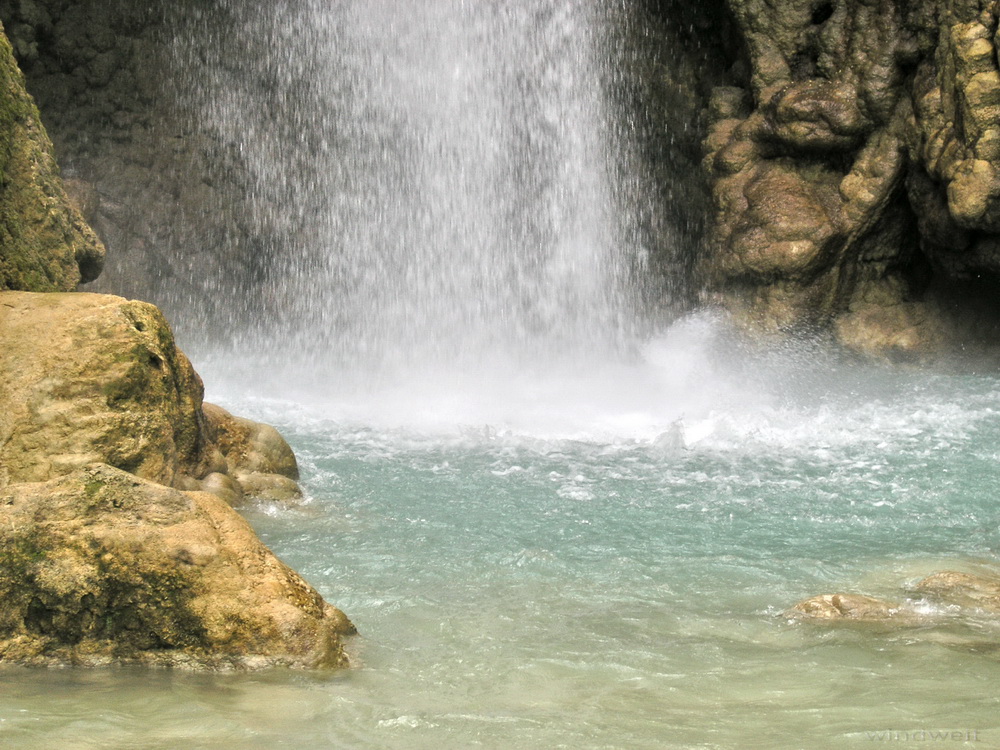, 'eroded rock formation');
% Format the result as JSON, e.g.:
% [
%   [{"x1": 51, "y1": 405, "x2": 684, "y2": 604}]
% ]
[
  {"x1": 704, "y1": 0, "x2": 1000, "y2": 358},
  {"x1": 0, "y1": 464, "x2": 353, "y2": 668},
  {"x1": 0, "y1": 290, "x2": 355, "y2": 668}
]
